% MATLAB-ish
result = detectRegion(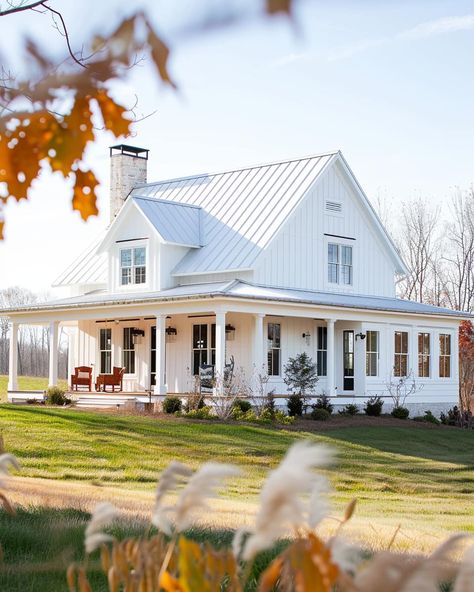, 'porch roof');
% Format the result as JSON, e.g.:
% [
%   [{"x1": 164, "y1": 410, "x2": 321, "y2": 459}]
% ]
[{"x1": 1, "y1": 280, "x2": 470, "y2": 319}]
